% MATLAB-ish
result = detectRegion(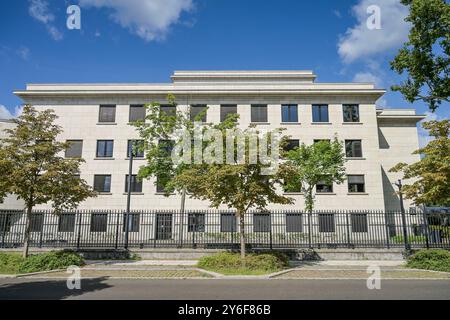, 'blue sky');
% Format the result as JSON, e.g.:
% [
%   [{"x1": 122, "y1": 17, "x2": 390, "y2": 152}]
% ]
[{"x1": 0, "y1": 0, "x2": 448, "y2": 144}]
